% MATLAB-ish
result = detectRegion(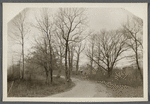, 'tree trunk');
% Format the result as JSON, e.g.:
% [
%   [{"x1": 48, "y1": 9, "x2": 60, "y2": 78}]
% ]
[
  {"x1": 97, "y1": 57, "x2": 101, "y2": 73},
  {"x1": 50, "y1": 68, "x2": 53, "y2": 83},
  {"x1": 97, "y1": 45, "x2": 101, "y2": 73},
  {"x1": 90, "y1": 60, "x2": 93, "y2": 76},
  {"x1": 68, "y1": 47, "x2": 71, "y2": 79},
  {"x1": 65, "y1": 41, "x2": 70, "y2": 82},
  {"x1": 108, "y1": 68, "x2": 113, "y2": 78},
  {"x1": 70, "y1": 48, "x2": 74, "y2": 72},
  {"x1": 21, "y1": 37, "x2": 24, "y2": 80},
  {"x1": 135, "y1": 48, "x2": 143, "y2": 80},
  {"x1": 68, "y1": 47, "x2": 74, "y2": 77},
  {"x1": 76, "y1": 54, "x2": 79, "y2": 75},
  {"x1": 19, "y1": 60, "x2": 22, "y2": 79},
  {"x1": 45, "y1": 71, "x2": 50, "y2": 84},
  {"x1": 48, "y1": 38, "x2": 53, "y2": 83},
  {"x1": 45, "y1": 66, "x2": 51, "y2": 84},
  {"x1": 135, "y1": 35, "x2": 143, "y2": 80},
  {"x1": 137, "y1": 61, "x2": 143, "y2": 80},
  {"x1": 57, "y1": 56, "x2": 62, "y2": 78},
  {"x1": 46, "y1": 72, "x2": 48, "y2": 84},
  {"x1": 76, "y1": 62, "x2": 79, "y2": 75},
  {"x1": 90, "y1": 43, "x2": 94, "y2": 76}
]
